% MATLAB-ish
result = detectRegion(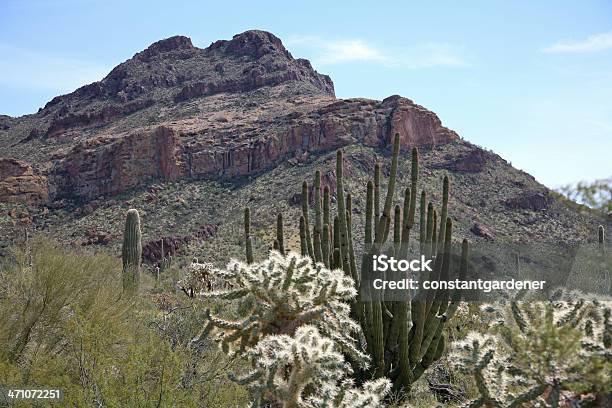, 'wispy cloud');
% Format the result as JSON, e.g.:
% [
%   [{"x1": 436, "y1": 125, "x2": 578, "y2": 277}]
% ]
[
  {"x1": 542, "y1": 32, "x2": 612, "y2": 54},
  {"x1": 286, "y1": 35, "x2": 467, "y2": 68},
  {"x1": 0, "y1": 44, "x2": 110, "y2": 93}
]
